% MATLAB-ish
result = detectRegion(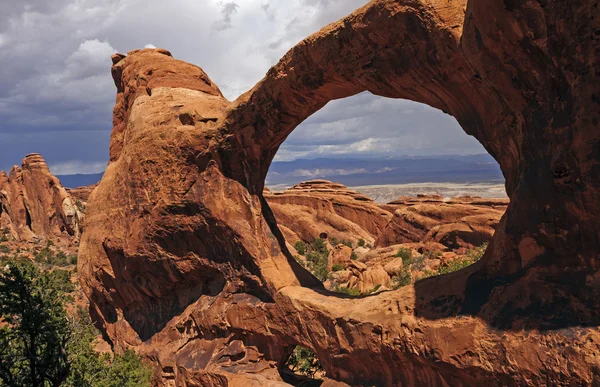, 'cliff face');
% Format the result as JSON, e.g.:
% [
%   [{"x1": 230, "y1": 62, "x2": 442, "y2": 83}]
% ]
[
  {"x1": 78, "y1": 0, "x2": 600, "y2": 385},
  {"x1": 0, "y1": 154, "x2": 82, "y2": 241}
]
